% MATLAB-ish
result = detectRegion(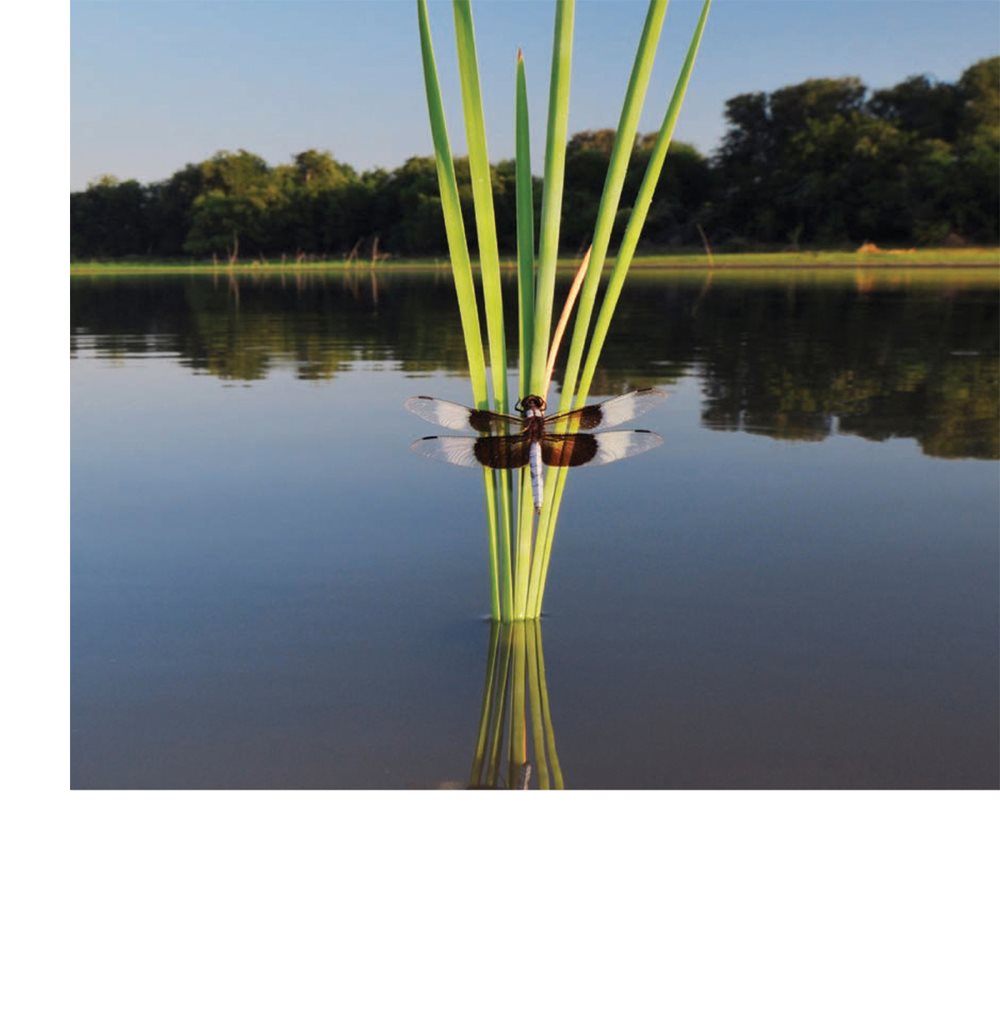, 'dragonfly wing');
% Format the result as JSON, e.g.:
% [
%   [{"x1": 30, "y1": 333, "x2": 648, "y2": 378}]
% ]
[
  {"x1": 539, "y1": 434, "x2": 598, "y2": 467},
  {"x1": 410, "y1": 436, "x2": 481, "y2": 468},
  {"x1": 411, "y1": 435, "x2": 531, "y2": 469},
  {"x1": 544, "y1": 387, "x2": 667, "y2": 431},
  {"x1": 404, "y1": 396, "x2": 521, "y2": 433},
  {"x1": 474, "y1": 436, "x2": 532, "y2": 469},
  {"x1": 541, "y1": 430, "x2": 663, "y2": 467}
]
